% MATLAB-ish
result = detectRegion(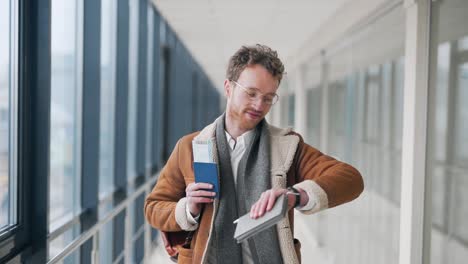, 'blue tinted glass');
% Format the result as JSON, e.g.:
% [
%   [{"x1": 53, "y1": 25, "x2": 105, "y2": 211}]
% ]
[
  {"x1": 127, "y1": 0, "x2": 139, "y2": 180},
  {"x1": 99, "y1": 0, "x2": 117, "y2": 198},
  {"x1": 146, "y1": 6, "x2": 154, "y2": 169},
  {"x1": 99, "y1": 221, "x2": 114, "y2": 263},
  {"x1": 0, "y1": 0, "x2": 11, "y2": 230},
  {"x1": 49, "y1": 224, "x2": 80, "y2": 261},
  {"x1": 49, "y1": 0, "x2": 82, "y2": 225}
]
